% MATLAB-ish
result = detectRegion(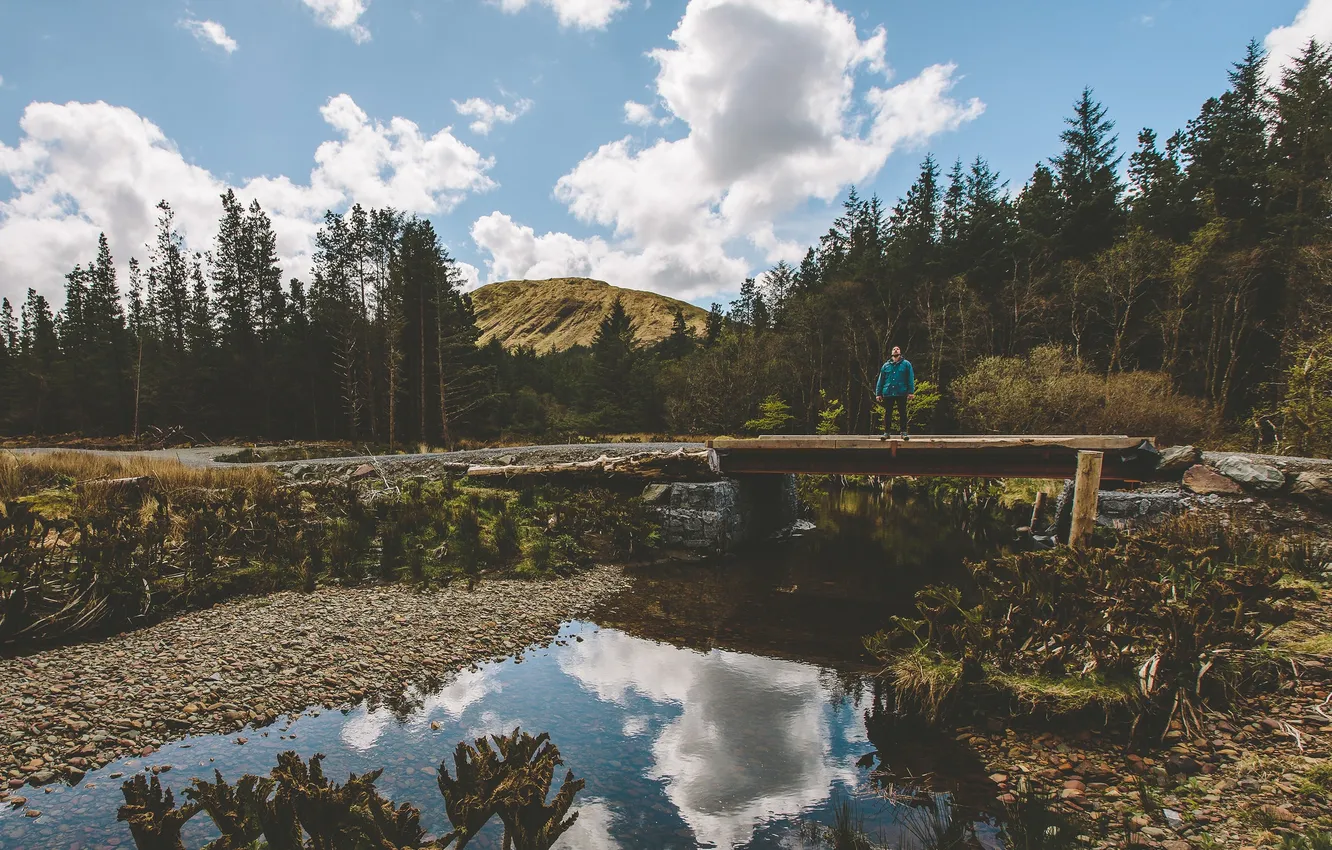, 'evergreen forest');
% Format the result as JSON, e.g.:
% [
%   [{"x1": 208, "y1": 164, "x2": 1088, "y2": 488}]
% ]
[{"x1": 3, "y1": 40, "x2": 1331, "y2": 453}]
